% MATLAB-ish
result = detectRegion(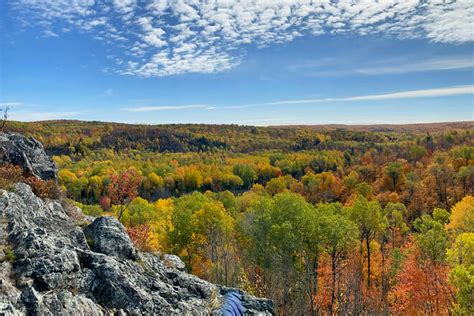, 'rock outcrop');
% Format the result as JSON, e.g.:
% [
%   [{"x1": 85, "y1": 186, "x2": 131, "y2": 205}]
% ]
[
  {"x1": 0, "y1": 183, "x2": 273, "y2": 315},
  {"x1": 83, "y1": 216, "x2": 138, "y2": 261},
  {"x1": 0, "y1": 133, "x2": 58, "y2": 181},
  {"x1": 0, "y1": 134, "x2": 274, "y2": 315}
]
